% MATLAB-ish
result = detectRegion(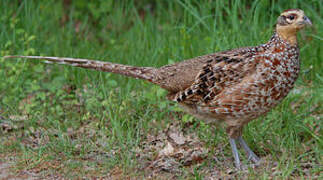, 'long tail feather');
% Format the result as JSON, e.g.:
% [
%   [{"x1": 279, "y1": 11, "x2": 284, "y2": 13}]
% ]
[{"x1": 4, "y1": 55, "x2": 157, "y2": 81}]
